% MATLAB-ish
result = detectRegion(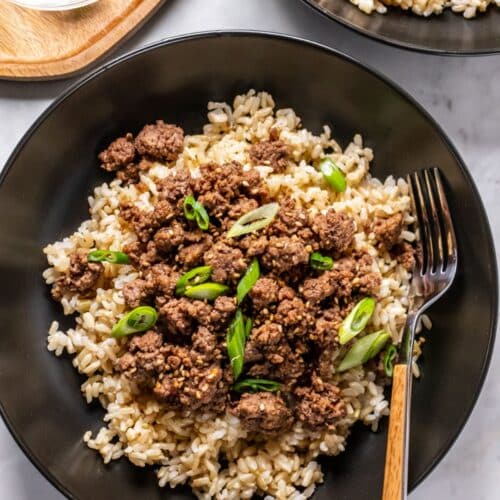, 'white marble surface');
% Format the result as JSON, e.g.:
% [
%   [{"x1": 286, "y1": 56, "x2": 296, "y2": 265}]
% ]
[{"x1": 0, "y1": 0, "x2": 499, "y2": 498}]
